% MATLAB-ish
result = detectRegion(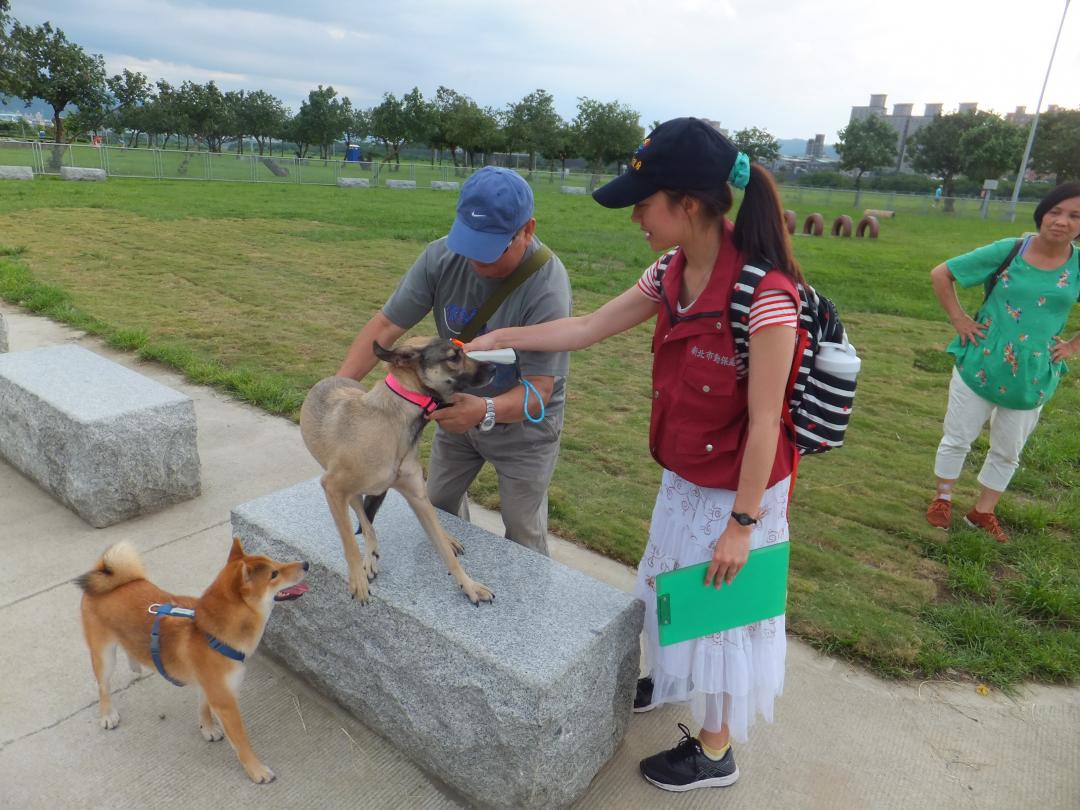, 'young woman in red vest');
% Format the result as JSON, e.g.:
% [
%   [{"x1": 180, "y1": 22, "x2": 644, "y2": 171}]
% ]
[{"x1": 465, "y1": 118, "x2": 802, "y2": 792}]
